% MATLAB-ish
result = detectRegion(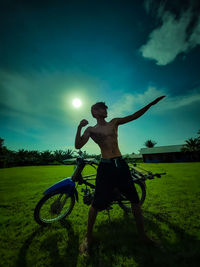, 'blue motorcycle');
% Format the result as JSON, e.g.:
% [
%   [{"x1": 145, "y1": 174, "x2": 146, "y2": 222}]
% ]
[{"x1": 34, "y1": 156, "x2": 165, "y2": 226}]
